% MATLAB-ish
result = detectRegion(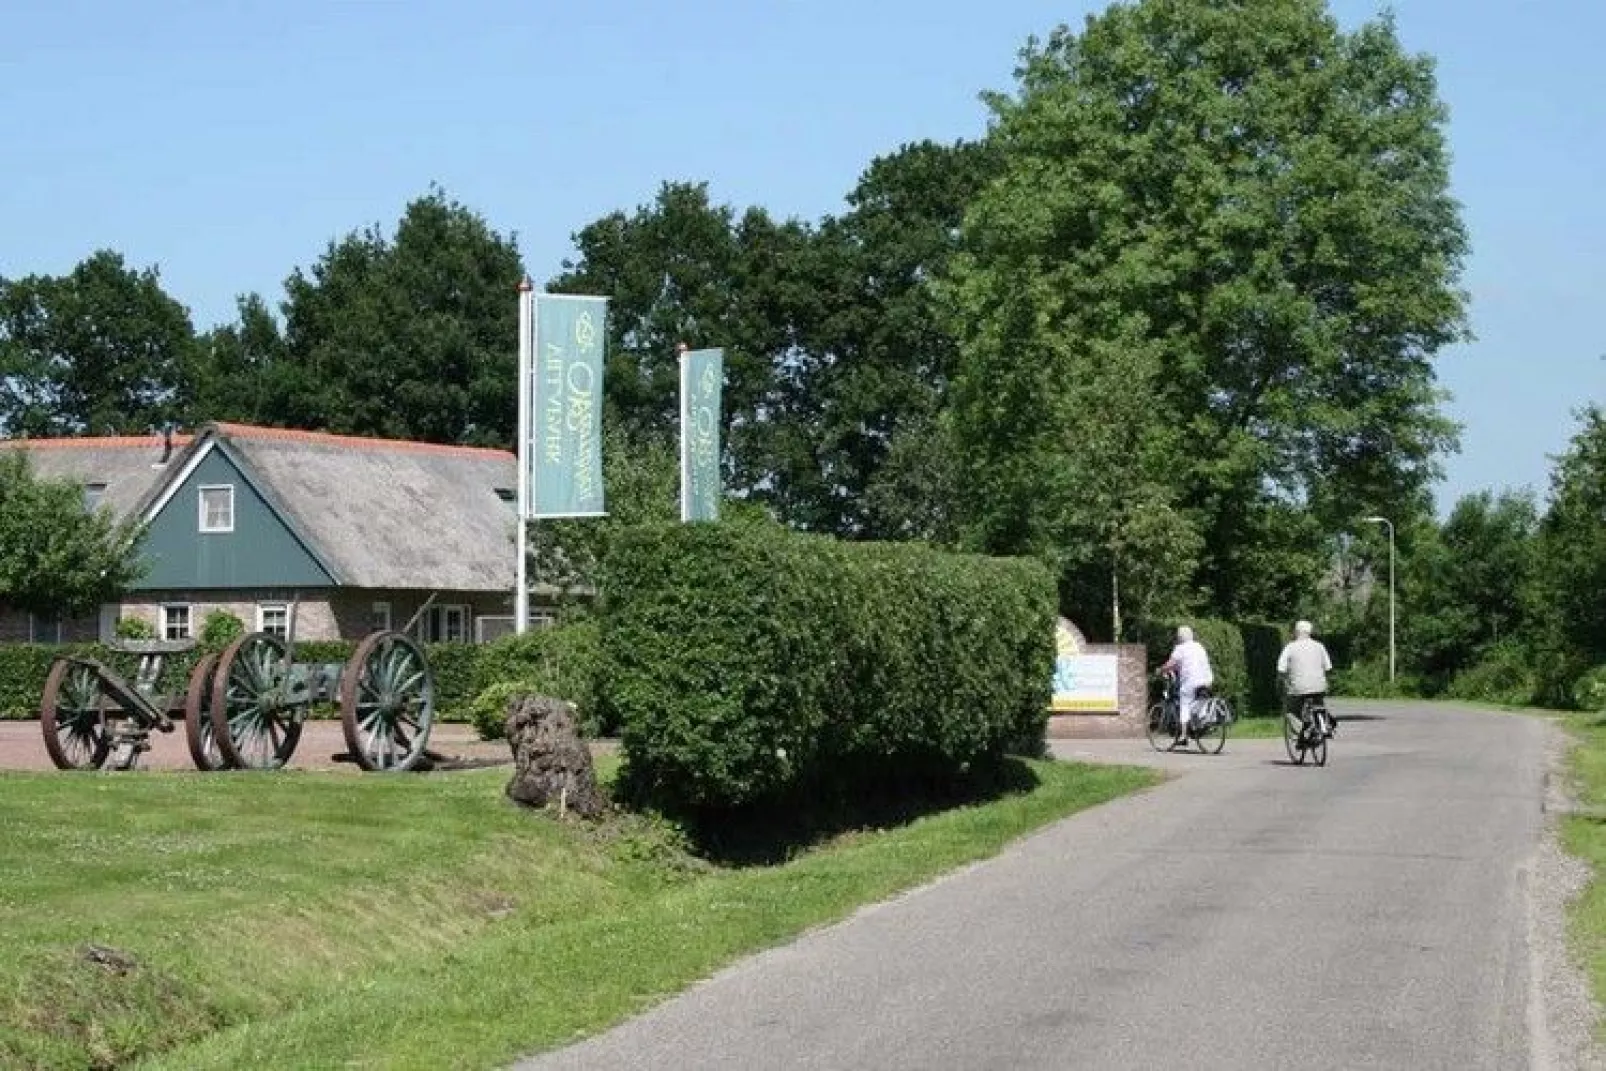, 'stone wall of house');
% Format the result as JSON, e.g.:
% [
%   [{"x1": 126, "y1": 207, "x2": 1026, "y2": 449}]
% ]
[
  {"x1": 118, "y1": 591, "x2": 341, "y2": 641},
  {"x1": 114, "y1": 590, "x2": 525, "y2": 644},
  {"x1": 326, "y1": 590, "x2": 518, "y2": 642},
  {"x1": 1046, "y1": 643, "x2": 1150, "y2": 739}
]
